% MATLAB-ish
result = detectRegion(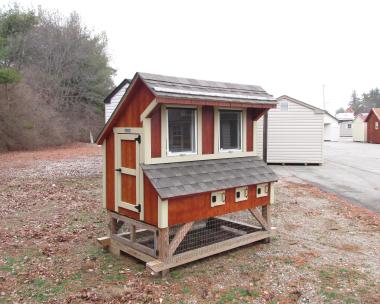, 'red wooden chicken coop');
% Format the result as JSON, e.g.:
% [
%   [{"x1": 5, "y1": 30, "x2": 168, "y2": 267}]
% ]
[{"x1": 96, "y1": 72, "x2": 278, "y2": 274}]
